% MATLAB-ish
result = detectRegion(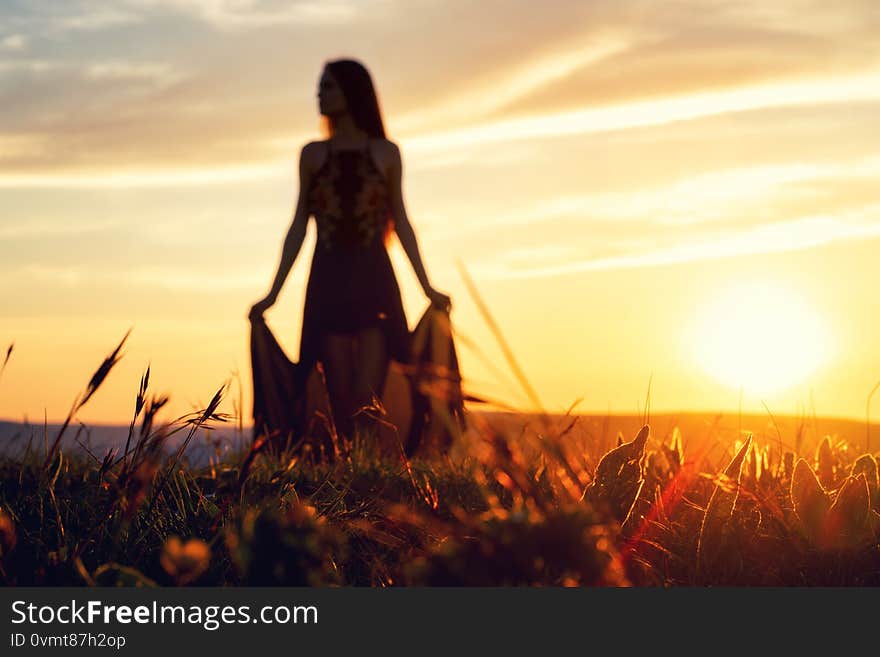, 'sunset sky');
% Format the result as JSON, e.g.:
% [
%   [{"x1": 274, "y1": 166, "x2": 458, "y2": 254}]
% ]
[{"x1": 2, "y1": 0, "x2": 880, "y2": 426}]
